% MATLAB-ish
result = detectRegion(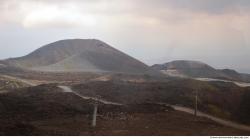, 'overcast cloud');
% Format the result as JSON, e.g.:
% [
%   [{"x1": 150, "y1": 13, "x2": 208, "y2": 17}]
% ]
[{"x1": 0, "y1": 0, "x2": 250, "y2": 73}]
